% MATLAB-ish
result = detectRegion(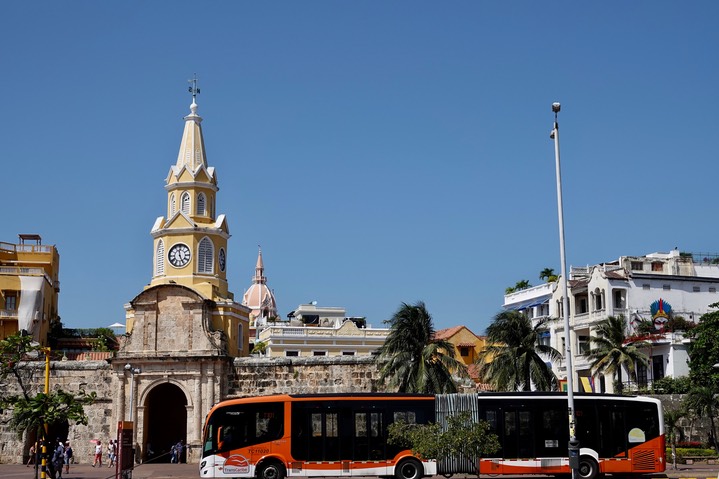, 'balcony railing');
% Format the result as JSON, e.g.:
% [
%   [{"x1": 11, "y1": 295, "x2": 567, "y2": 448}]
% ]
[
  {"x1": 0, "y1": 242, "x2": 54, "y2": 254},
  {"x1": 259, "y1": 325, "x2": 390, "y2": 341},
  {"x1": 0, "y1": 266, "x2": 55, "y2": 288}
]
